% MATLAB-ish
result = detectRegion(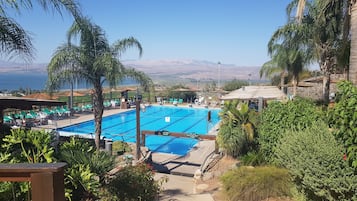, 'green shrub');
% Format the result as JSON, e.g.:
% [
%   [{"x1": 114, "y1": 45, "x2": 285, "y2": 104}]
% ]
[
  {"x1": 217, "y1": 100, "x2": 258, "y2": 157},
  {"x1": 1, "y1": 129, "x2": 54, "y2": 163},
  {"x1": 112, "y1": 140, "x2": 132, "y2": 155},
  {"x1": 328, "y1": 81, "x2": 357, "y2": 168},
  {"x1": 106, "y1": 163, "x2": 161, "y2": 201},
  {"x1": 220, "y1": 166, "x2": 293, "y2": 201},
  {"x1": 217, "y1": 123, "x2": 248, "y2": 157},
  {"x1": 223, "y1": 79, "x2": 249, "y2": 91},
  {"x1": 273, "y1": 124, "x2": 357, "y2": 201},
  {"x1": 57, "y1": 137, "x2": 115, "y2": 200},
  {"x1": 240, "y1": 151, "x2": 266, "y2": 166},
  {"x1": 258, "y1": 98, "x2": 324, "y2": 161},
  {"x1": 0, "y1": 129, "x2": 55, "y2": 200}
]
